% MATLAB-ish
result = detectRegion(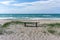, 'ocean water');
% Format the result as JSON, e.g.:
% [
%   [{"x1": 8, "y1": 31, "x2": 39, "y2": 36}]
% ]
[{"x1": 0, "y1": 14, "x2": 60, "y2": 20}]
